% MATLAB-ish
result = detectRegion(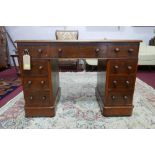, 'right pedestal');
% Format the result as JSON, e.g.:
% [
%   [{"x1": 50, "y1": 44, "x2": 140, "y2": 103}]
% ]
[{"x1": 96, "y1": 59, "x2": 138, "y2": 117}]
